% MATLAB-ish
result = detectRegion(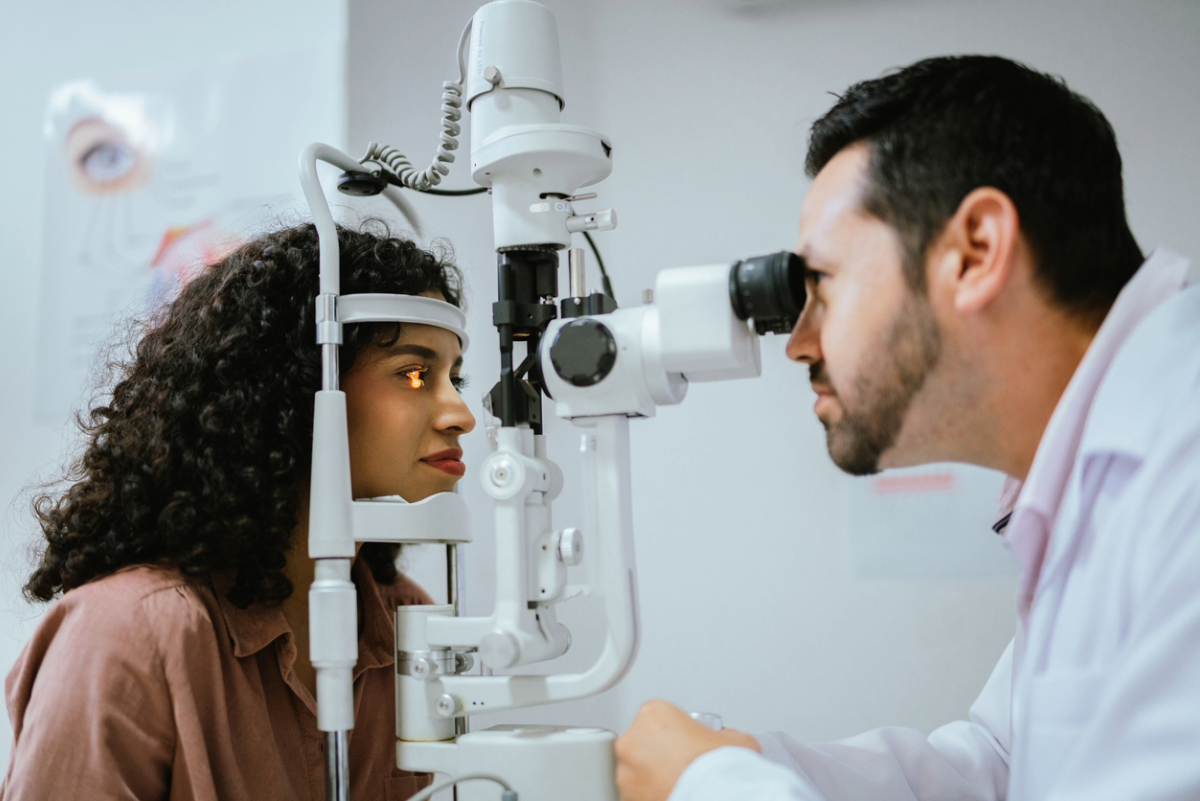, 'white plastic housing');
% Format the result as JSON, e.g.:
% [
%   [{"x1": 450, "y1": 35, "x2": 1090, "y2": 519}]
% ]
[
  {"x1": 541, "y1": 306, "x2": 688, "y2": 419},
  {"x1": 310, "y1": 558, "x2": 356, "y2": 731},
  {"x1": 401, "y1": 416, "x2": 640, "y2": 722},
  {"x1": 395, "y1": 606, "x2": 457, "y2": 742},
  {"x1": 425, "y1": 427, "x2": 571, "y2": 669},
  {"x1": 399, "y1": 725, "x2": 617, "y2": 801},
  {"x1": 466, "y1": 0, "x2": 565, "y2": 112},
  {"x1": 541, "y1": 263, "x2": 763, "y2": 420},
  {"x1": 656, "y1": 264, "x2": 762, "y2": 381},
  {"x1": 467, "y1": 0, "x2": 613, "y2": 249}
]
